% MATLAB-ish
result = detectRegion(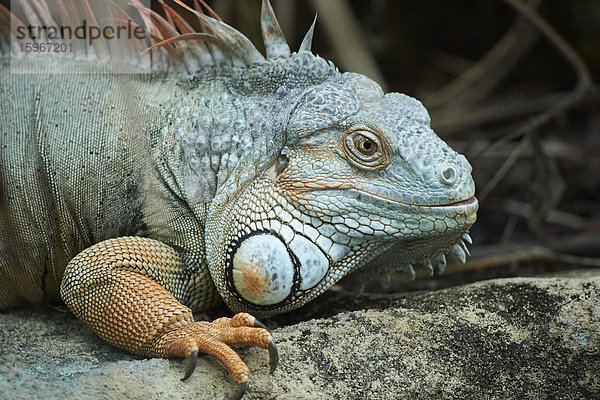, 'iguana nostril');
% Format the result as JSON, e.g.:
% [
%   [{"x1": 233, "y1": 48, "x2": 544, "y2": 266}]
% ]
[{"x1": 438, "y1": 165, "x2": 459, "y2": 185}]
